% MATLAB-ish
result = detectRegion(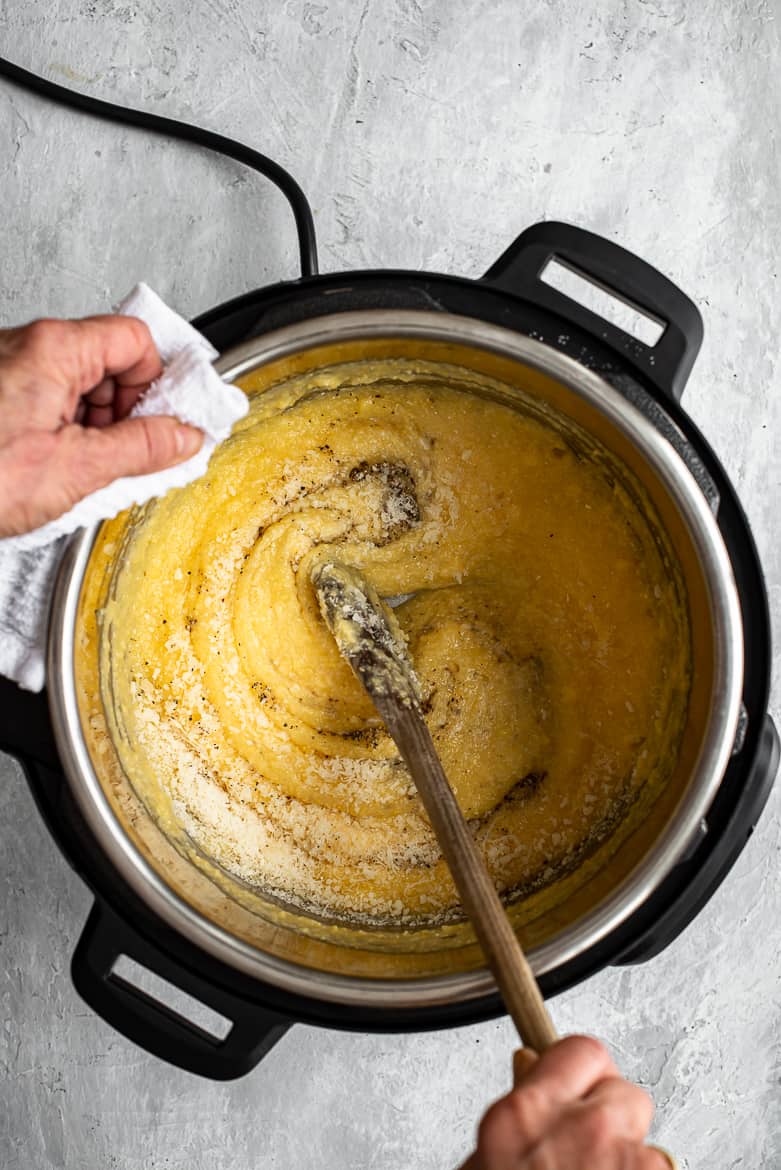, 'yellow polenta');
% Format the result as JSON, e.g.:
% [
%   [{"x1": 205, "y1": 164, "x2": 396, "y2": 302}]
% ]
[{"x1": 101, "y1": 359, "x2": 690, "y2": 924}]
